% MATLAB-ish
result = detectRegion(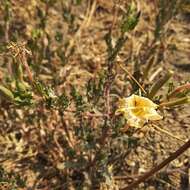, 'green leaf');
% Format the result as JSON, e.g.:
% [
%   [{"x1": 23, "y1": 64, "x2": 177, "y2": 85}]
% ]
[{"x1": 121, "y1": 3, "x2": 141, "y2": 33}]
